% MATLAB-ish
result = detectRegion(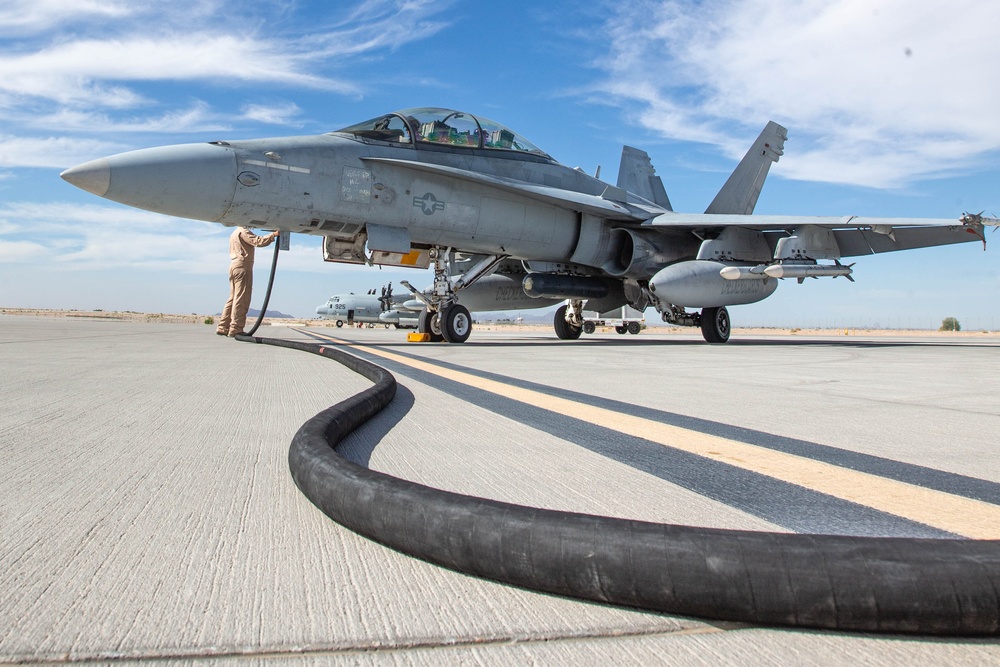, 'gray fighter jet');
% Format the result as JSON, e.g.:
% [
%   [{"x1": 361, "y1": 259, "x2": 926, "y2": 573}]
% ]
[{"x1": 61, "y1": 107, "x2": 997, "y2": 343}]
